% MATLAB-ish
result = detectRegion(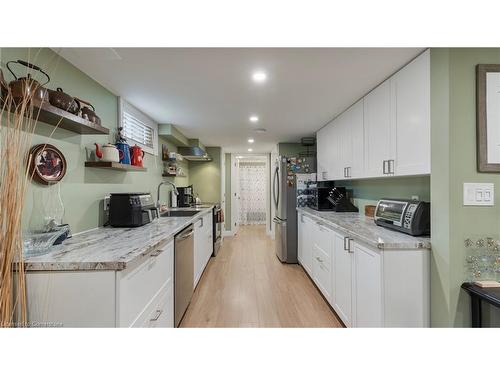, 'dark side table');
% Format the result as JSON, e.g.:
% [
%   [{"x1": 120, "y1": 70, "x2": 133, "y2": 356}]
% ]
[{"x1": 461, "y1": 282, "x2": 500, "y2": 327}]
